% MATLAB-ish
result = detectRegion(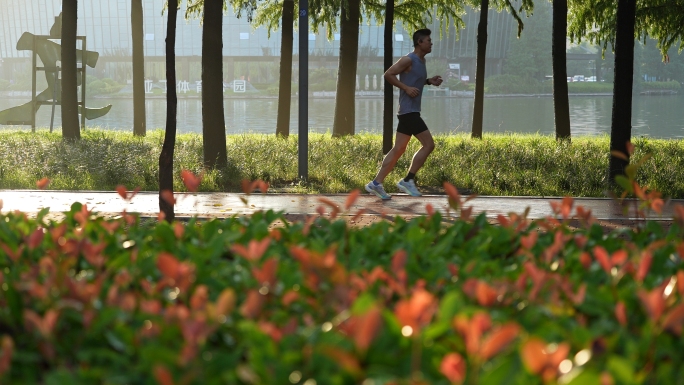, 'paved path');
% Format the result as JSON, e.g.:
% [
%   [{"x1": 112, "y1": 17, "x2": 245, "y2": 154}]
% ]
[{"x1": 1, "y1": 190, "x2": 681, "y2": 225}]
